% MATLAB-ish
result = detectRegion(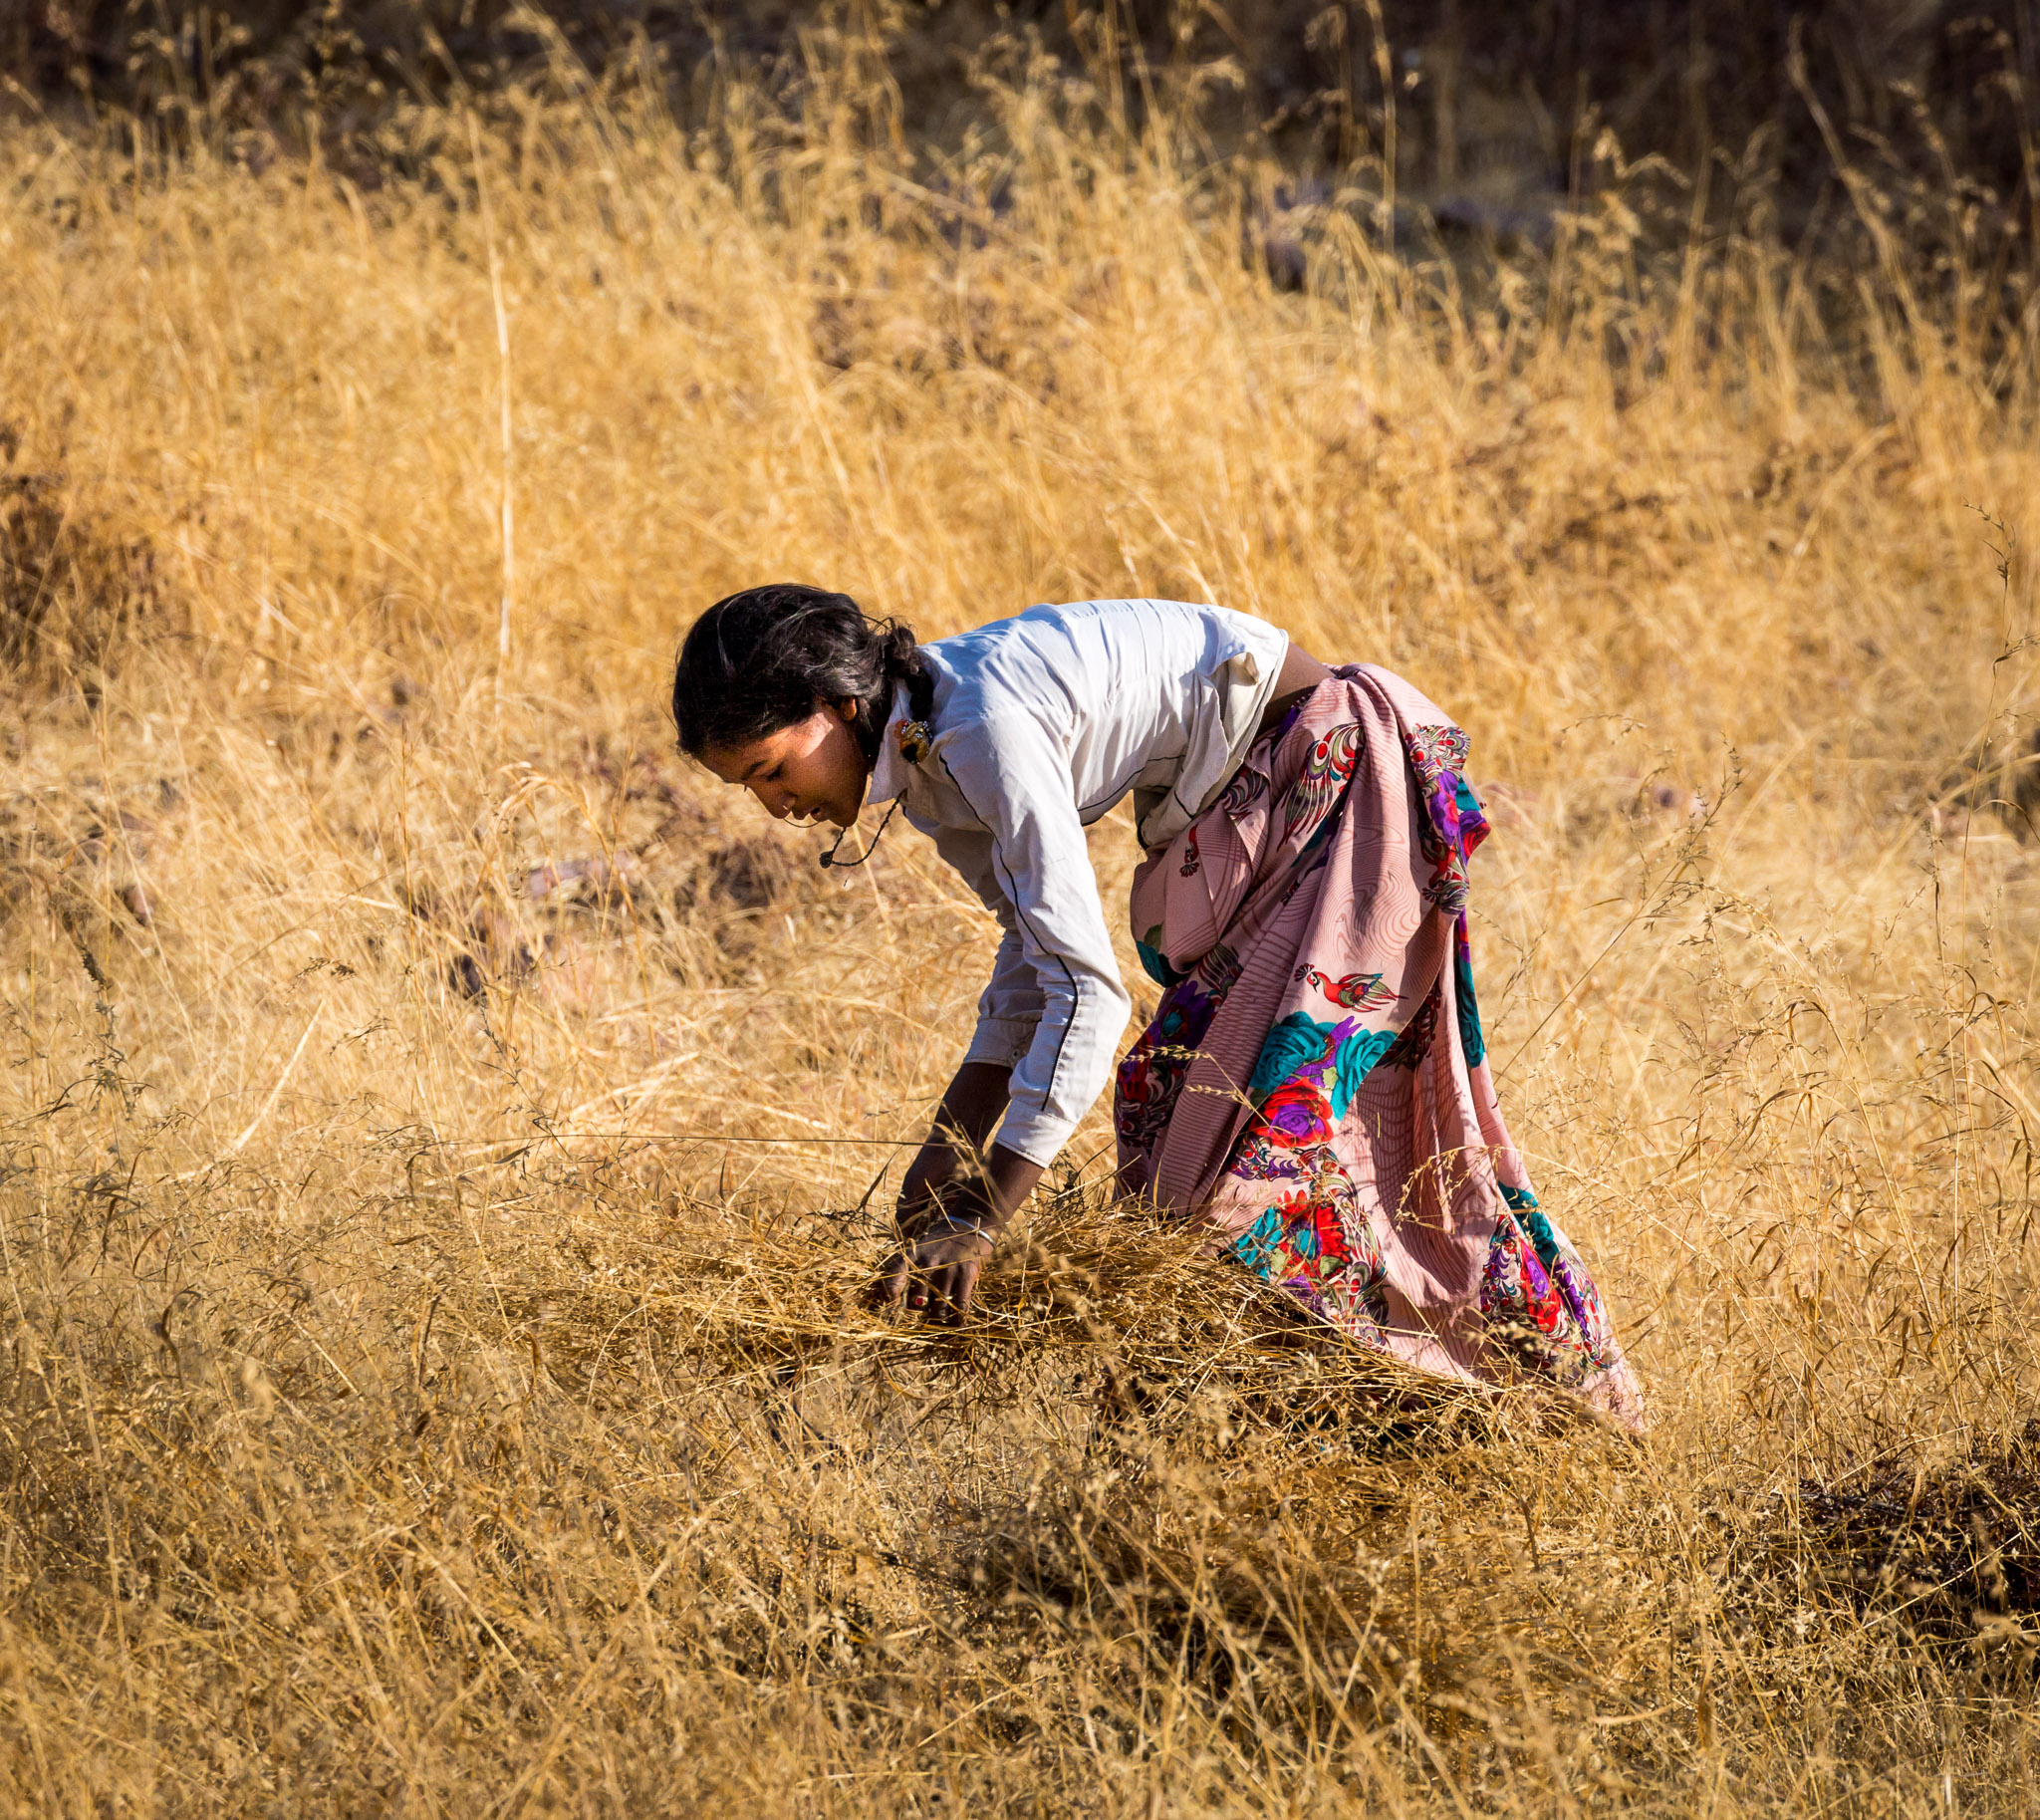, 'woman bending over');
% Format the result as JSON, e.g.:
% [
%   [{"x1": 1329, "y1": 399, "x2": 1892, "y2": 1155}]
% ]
[{"x1": 672, "y1": 586, "x2": 1643, "y2": 1428}]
